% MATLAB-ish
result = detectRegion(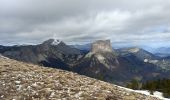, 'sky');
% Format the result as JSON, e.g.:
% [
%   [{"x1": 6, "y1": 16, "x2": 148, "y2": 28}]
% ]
[{"x1": 0, "y1": 0, "x2": 170, "y2": 48}]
